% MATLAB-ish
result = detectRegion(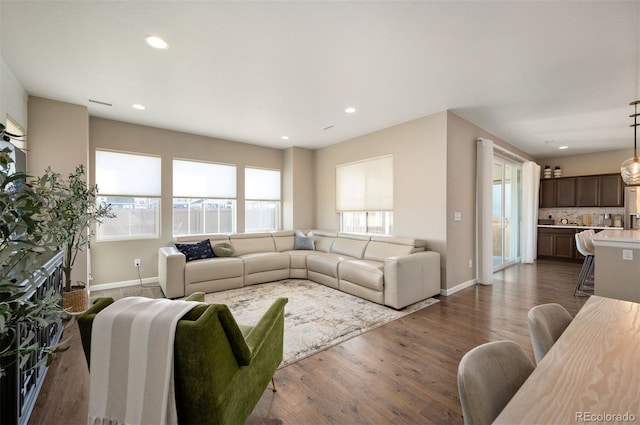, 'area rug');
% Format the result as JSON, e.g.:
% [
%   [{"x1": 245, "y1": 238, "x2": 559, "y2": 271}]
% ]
[{"x1": 201, "y1": 280, "x2": 438, "y2": 367}]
